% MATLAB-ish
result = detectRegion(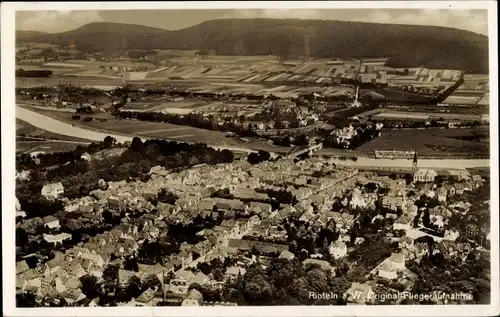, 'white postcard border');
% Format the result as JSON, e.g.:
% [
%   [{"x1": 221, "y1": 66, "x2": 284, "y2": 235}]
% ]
[{"x1": 2, "y1": 2, "x2": 499, "y2": 317}]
